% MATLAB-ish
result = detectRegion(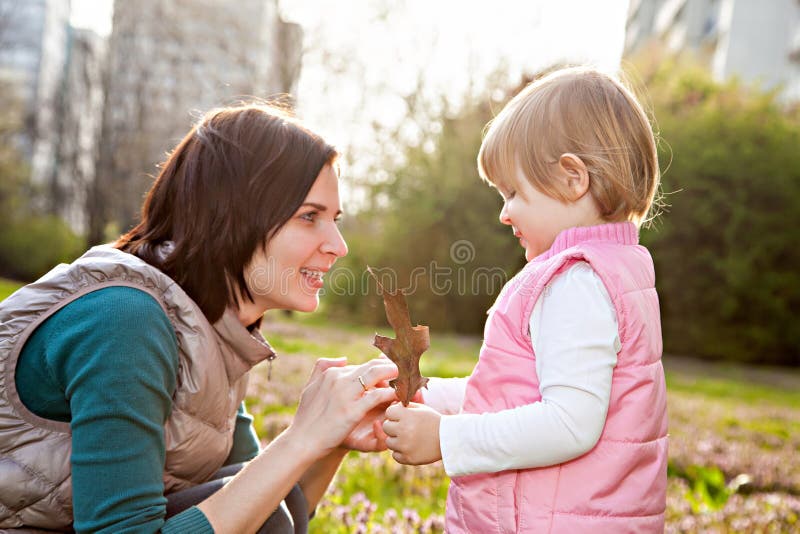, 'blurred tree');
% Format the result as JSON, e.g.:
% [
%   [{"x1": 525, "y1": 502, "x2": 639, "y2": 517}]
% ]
[
  {"x1": 0, "y1": 83, "x2": 83, "y2": 281},
  {"x1": 0, "y1": 82, "x2": 29, "y2": 215},
  {"x1": 633, "y1": 52, "x2": 800, "y2": 366},
  {"x1": 92, "y1": 0, "x2": 302, "y2": 243},
  {"x1": 327, "y1": 52, "x2": 800, "y2": 367},
  {"x1": 326, "y1": 85, "x2": 523, "y2": 334},
  {"x1": 0, "y1": 2, "x2": 82, "y2": 281}
]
